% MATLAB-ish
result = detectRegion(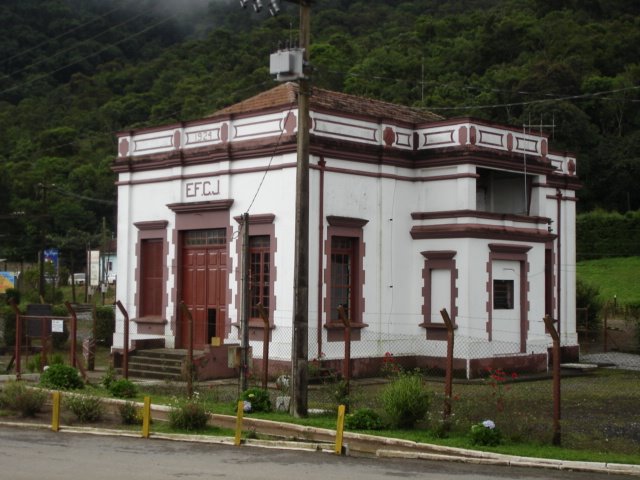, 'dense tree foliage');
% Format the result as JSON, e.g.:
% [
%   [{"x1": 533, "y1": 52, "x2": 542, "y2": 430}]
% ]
[{"x1": 0, "y1": 0, "x2": 639, "y2": 268}]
